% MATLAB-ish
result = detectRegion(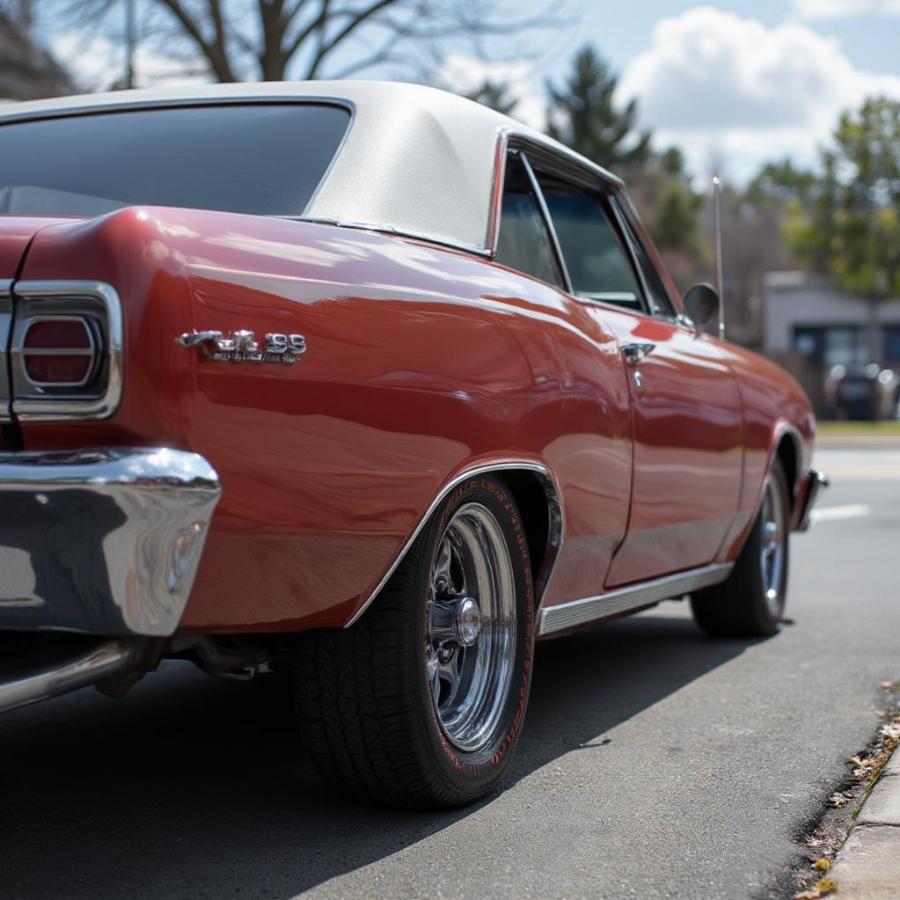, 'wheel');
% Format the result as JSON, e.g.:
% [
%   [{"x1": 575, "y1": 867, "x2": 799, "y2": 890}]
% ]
[
  {"x1": 690, "y1": 460, "x2": 790, "y2": 637},
  {"x1": 292, "y1": 475, "x2": 535, "y2": 809}
]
